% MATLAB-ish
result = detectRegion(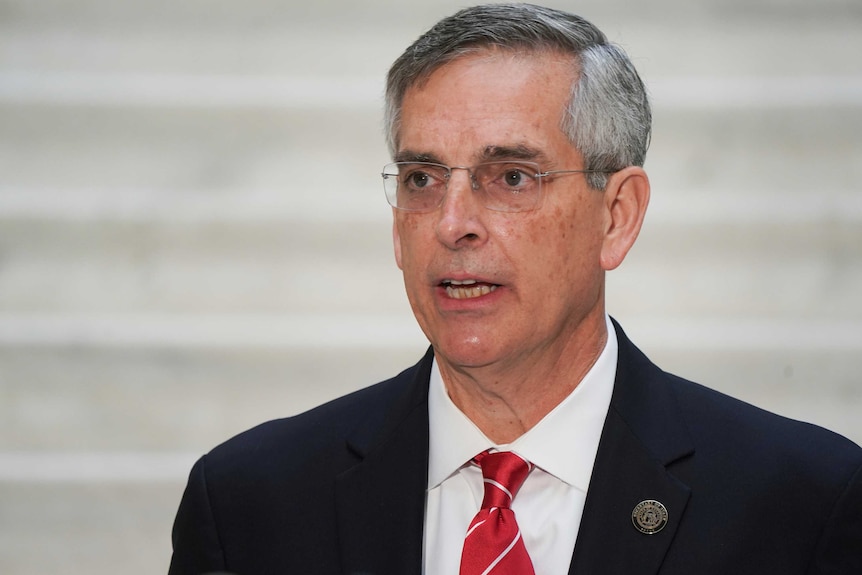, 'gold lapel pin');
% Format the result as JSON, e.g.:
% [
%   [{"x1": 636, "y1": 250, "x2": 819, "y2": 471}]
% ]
[{"x1": 632, "y1": 499, "x2": 668, "y2": 535}]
